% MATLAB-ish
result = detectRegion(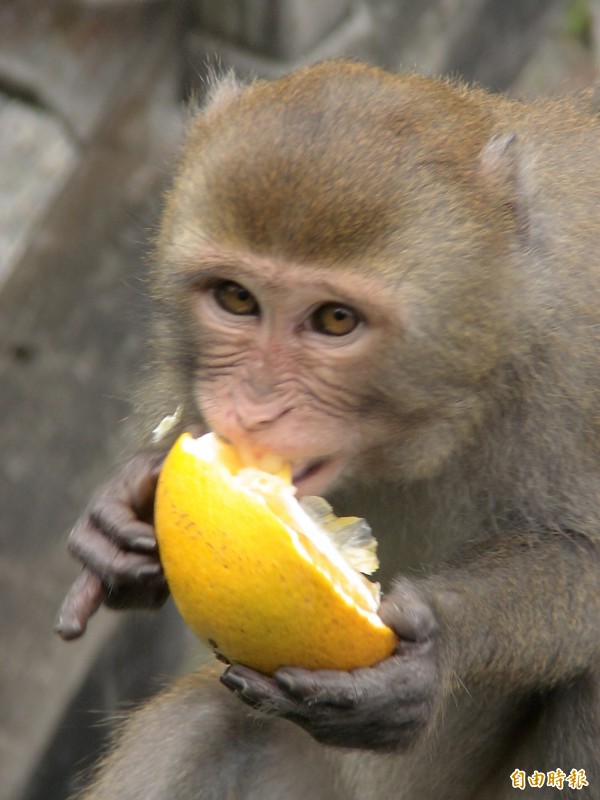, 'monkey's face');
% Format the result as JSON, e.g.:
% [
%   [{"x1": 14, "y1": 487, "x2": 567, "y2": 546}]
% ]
[
  {"x1": 164, "y1": 239, "x2": 515, "y2": 498},
  {"x1": 159, "y1": 205, "x2": 521, "y2": 496},
  {"x1": 156, "y1": 64, "x2": 525, "y2": 494},
  {"x1": 181, "y1": 254, "x2": 401, "y2": 497}
]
